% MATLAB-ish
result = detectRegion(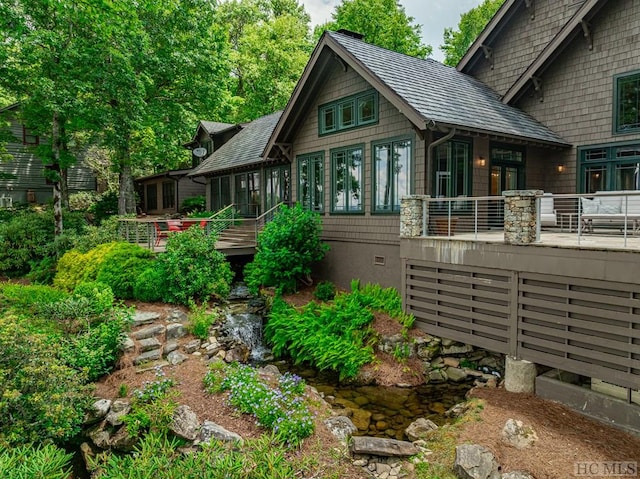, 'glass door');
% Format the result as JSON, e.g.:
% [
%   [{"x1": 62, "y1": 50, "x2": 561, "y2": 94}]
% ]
[{"x1": 490, "y1": 164, "x2": 523, "y2": 227}]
